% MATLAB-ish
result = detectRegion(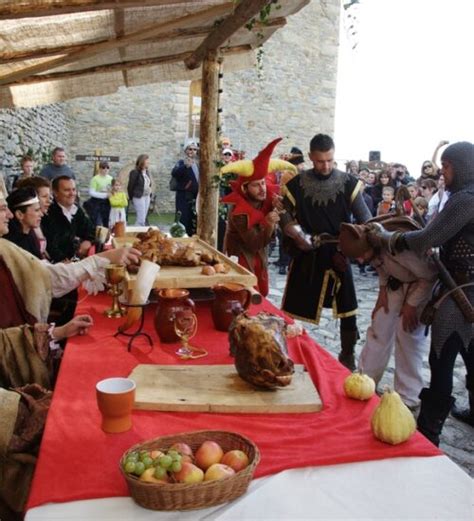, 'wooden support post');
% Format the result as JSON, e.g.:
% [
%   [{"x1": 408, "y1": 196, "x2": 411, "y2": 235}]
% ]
[{"x1": 197, "y1": 51, "x2": 220, "y2": 247}]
